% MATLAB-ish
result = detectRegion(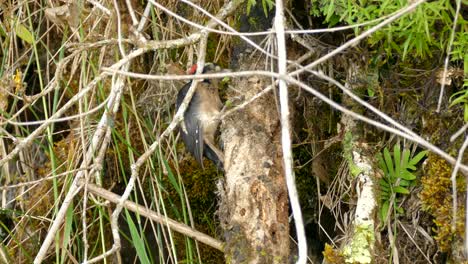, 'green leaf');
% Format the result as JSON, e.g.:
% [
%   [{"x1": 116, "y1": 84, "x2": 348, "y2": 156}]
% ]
[
  {"x1": 384, "y1": 148, "x2": 394, "y2": 179},
  {"x1": 402, "y1": 33, "x2": 413, "y2": 60},
  {"x1": 60, "y1": 201, "x2": 74, "y2": 264},
  {"x1": 380, "y1": 200, "x2": 390, "y2": 221},
  {"x1": 0, "y1": 24, "x2": 6, "y2": 37},
  {"x1": 396, "y1": 207, "x2": 404, "y2": 214},
  {"x1": 224, "y1": 100, "x2": 233, "y2": 108},
  {"x1": 380, "y1": 187, "x2": 391, "y2": 199},
  {"x1": 247, "y1": 0, "x2": 256, "y2": 14},
  {"x1": 262, "y1": 1, "x2": 268, "y2": 16},
  {"x1": 325, "y1": 0, "x2": 336, "y2": 22},
  {"x1": 379, "y1": 178, "x2": 390, "y2": 189},
  {"x1": 15, "y1": 24, "x2": 34, "y2": 44},
  {"x1": 409, "y1": 150, "x2": 428, "y2": 166},
  {"x1": 464, "y1": 53, "x2": 468, "y2": 75},
  {"x1": 464, "y1": 104, "x2": 468, "y2": 122},
  {"x1": 163, "y1": 158, "x2": 181, "y2": 195},
  {"x1": 377, "y1": 154, "x2": 388, "y2": 175},
  {"x1": 394, "y1": 145, "x2": 401, "y2": 177},
  {"x1": 380, "y1": 189, "x2": 390, "y2": 196},
  {"x1": 449, "y1": 91, "x2": 468, "y2": 107},
  {"x1": 380, "y1": 185, "x2": 391, "y2": 195},
  {"x1": 449, "y1": 96, "x2": 467, "y2": 107},
  {"x1": 394, "y1": 186, "x2": 410, "y2": 194},
  {"x1": 367, "y1": 87, "x2": 375, "y2": 97},
  {"x1": 399, "y1": 179, "x2": 411, "y2": 187},
  {"x1": 261, "y1": 0, "x2": 274, "y2": 16},
  {"x1": 400, "y1": 171, "x2": 416, "y2": 181},
  {"x1": 401, "y1": 148, "x2": 411, "y2": 170},
  {"x1": 125, "y1": 210, "x2": 151, "y2": 264}
]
